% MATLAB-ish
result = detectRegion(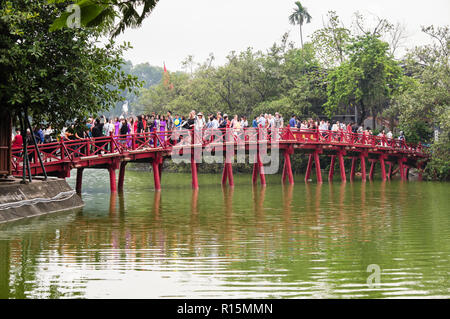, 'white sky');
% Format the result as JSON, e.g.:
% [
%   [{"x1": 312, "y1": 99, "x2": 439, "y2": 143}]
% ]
[{"x1": 115, "y1": 0, "x2": 450, "y2": 71}]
